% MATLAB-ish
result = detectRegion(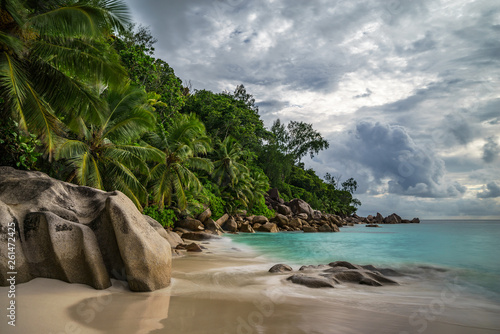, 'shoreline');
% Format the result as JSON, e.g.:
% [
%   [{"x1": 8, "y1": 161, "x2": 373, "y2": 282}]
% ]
[{"x1": 2, "y1": 236, "x2": 500, "y2": 334}]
